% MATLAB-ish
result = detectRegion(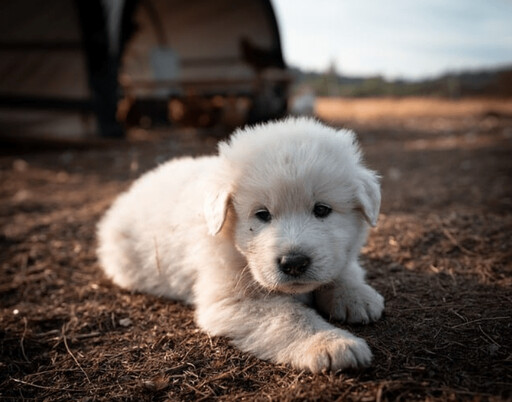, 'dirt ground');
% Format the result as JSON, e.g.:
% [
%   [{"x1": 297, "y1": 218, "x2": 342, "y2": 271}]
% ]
[{"x1": 1, "y1": 98, "x2": 511, "y2": 401}]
